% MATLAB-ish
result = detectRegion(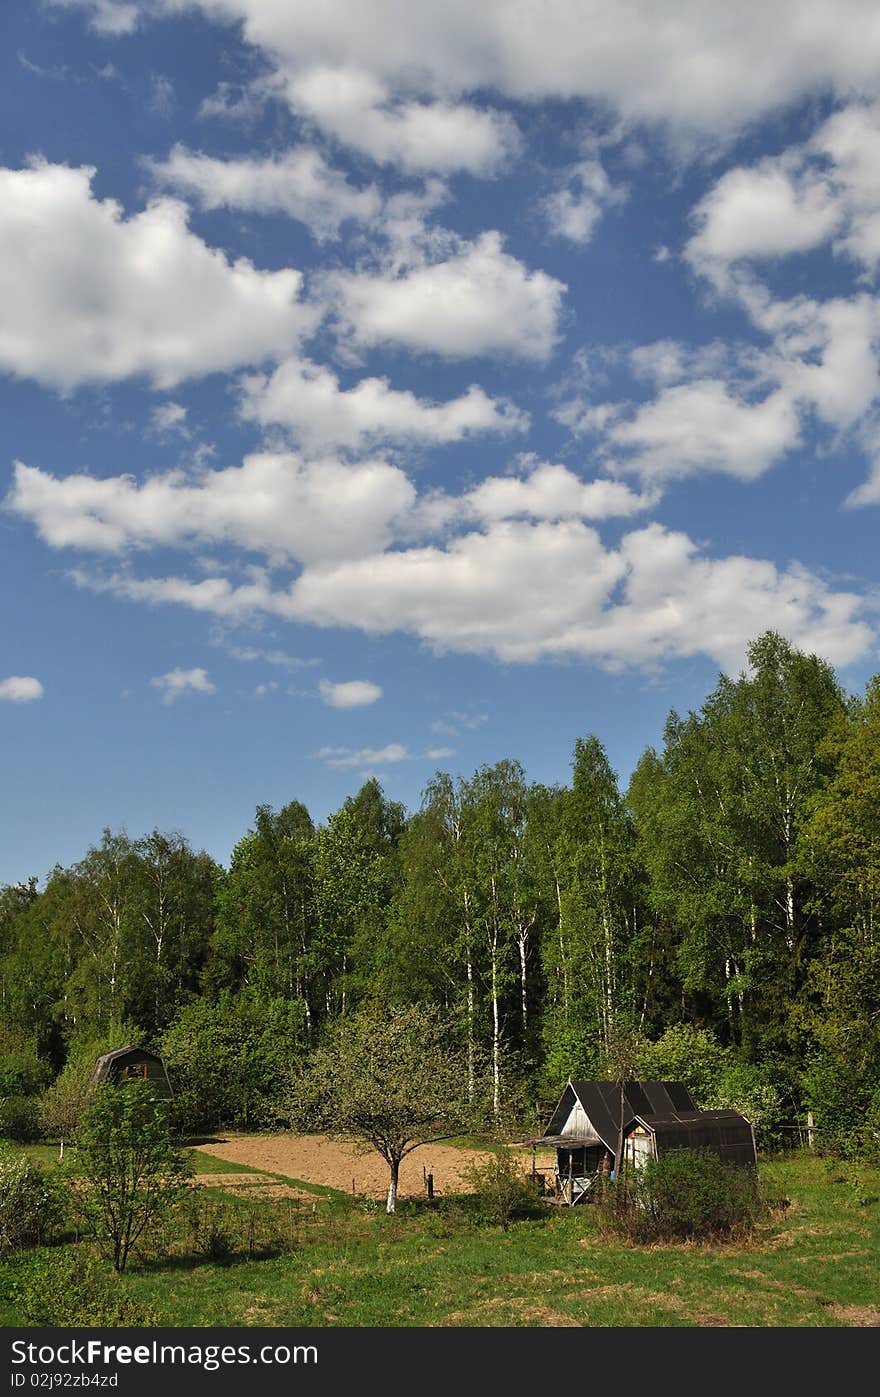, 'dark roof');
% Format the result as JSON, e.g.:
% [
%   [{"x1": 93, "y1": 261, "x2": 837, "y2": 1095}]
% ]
[
  {"x1": 542, "y1": 1080, "x2": 698, "y2": 1154},
  {"x1": 91, "y1": 1045, "x2": 165, "y2": 1084},
  {"x1": 630, "y1": 1109, "x2": 757, "y2": 1167}
]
